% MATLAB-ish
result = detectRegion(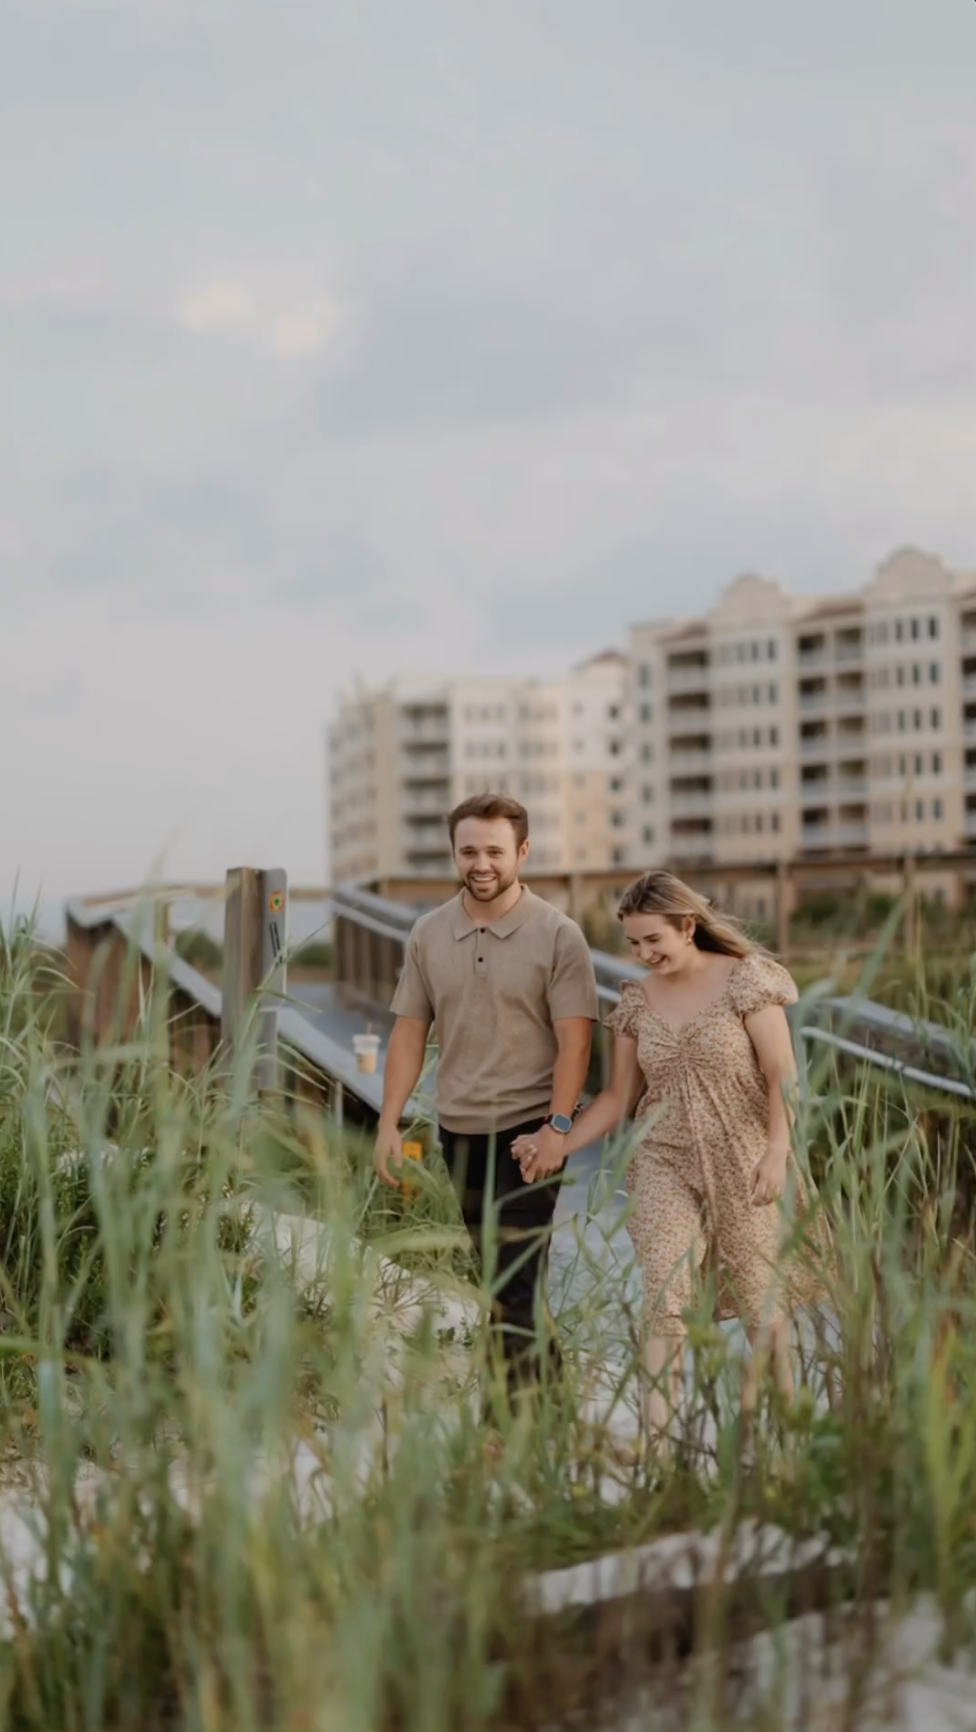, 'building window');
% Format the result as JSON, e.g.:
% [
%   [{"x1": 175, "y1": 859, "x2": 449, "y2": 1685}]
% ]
[
  {"x1": 896, "y1": 666, "x2": 905, "y2": 687},
  {"x1": 913, "y1": 710, "x2": 922, "y2": 731},
  {"x1": 642, "y1": 784, "x2": 655, "y2": 803},
  {"x1": 915, "y1": 799, "x2": 925, "y2": 821},
  {"x1": 929, "y1": 617, "x2": 939, "y2": 639},
  {"x1": 769, "y1": 683, "x2": 778, "y2": 702},
  {"x1": 911, "y1": 618, "x2": 920, "y2": 641},
  {"x1": 642, "y1": 825, "x2": 656, "y2": 846},
  {"x1": 930, "y1": 663, "x2": 940, "y2": 684},
  {"x1": 895, "y1": 620, "x2": 904, "y2": 642},
  {"x1": 641, "y1": 743, "x2": 654, "y2": 763},
  {"x1": 768, "y1": 639, "x2": 777, "y2": 660},
  {"x1": 640, "y1": 703, "x2": 653, "y2": 723},
  {"x1": 931, "y1": 708, "x2": 942, "y2": 730},
  {"x1": 753, "y1": 686, "x2": 761, "y2": 704},
  {"x1": 608, "y1": 704, "x2": 620, "y2": 720},
  {"x1": 771, "y1": 767, "x2": 780, "y2": 789},
  {"x1": 934, "y1": 798, "x2": 944, "y2": 820},
  {"x1": 772, "y1": 811, "x2": 780, "y2": 832},
  {"x1": 771, "y1": 726, "x2": 780, "y2": 747},
  {"x1": 933, "y1": 751, "x2": 942, "y2": 774},
  {"x1": 897, "y1": 711, "x2": 906, "y2": 732},
  {"x1": 638, "y1": 663, "x2": 653, "y2": 688},
  {"x1": 912, "y1": 664, "x2": 921, "y2": 685}
]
